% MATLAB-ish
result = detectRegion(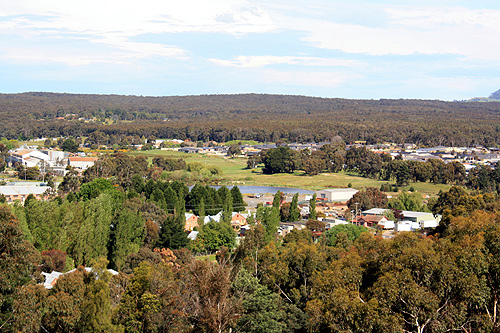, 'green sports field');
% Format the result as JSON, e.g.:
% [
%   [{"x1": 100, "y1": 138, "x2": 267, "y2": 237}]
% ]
[{"x1": 130, "y1": 149, "x2": 451, "y2": 197}]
